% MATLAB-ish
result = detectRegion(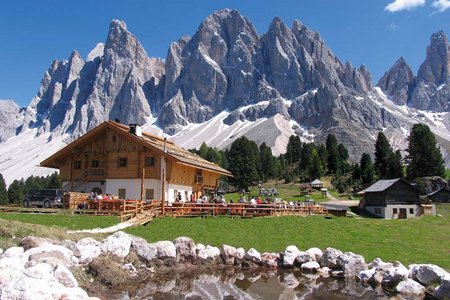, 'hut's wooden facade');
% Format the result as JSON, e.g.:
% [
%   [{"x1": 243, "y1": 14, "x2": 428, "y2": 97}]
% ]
[
  {"x1": 362, "y1": 178, "x2": 422, "y2": 219},
  {"x1": 40, "y1": 121, "x2": 232, "y2": 203}
]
